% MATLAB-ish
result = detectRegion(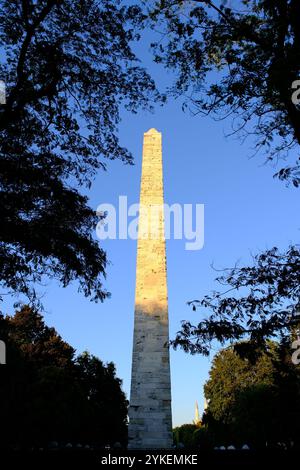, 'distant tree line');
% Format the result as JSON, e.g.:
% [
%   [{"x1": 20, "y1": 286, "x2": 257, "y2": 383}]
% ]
[{"x1": 0, "y1": 306, "x2": 128, "y2": 450}]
